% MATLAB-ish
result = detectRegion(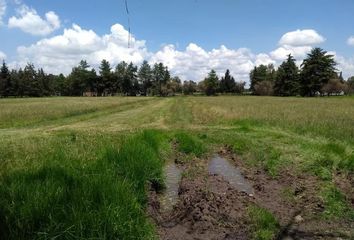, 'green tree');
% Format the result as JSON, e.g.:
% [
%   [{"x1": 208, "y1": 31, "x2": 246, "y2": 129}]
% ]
[
  {"x1": 204, "y1": 70, "x2": 219, "y2": 96},
  {"x1": 152, "y1": 63, "x2": 171, "y2": 96},
  {"x1": 347, "y1": 76, "x2": 354, "y2": 94},
  {"x1": 23, "y1": 63, "x2": 42, "y2": 97},
  {"x1": 220, "y1": 69, "x2": 236, "y2": 93},
  {"x1": 126, "y1": 62, "x2": 139, "y2": 96},
  {"x1": 67, "y1": 60, "x2": 97, "y2": 96},
  {"x1": 300, "y1": 48, "x2": 337, "y2": 96},
  {"x1": 114, "y1": 61, "x2": 128, "y2": 94},
  {"x1": 138, "y1": 61, "x2": 153, "y2": 96},
  {"x1": 0, "y1": 61, "x2": 12, "y2": 97},
  {"x1": 182, "y1": 80, "x2": 197, "y2": 95},
  {"x1": 274, "y1": 54, "x2": 300, "y2": 96},
  {"x1": 99, "y1": 59, "x2": 113, "y2": 96},
  {"x1": 250, "y1": 64, "x2": 276, "y2": 94}
]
